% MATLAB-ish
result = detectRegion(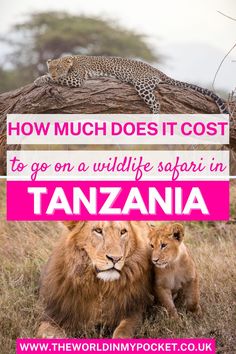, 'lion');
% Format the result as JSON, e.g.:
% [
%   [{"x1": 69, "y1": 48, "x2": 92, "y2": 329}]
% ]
[
  {"x1": 37, "y1": 221, "x2": 153, "y2": 338},
  {"x1": 148, "y1": 223, "x2": 201, "y2": 318}
]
